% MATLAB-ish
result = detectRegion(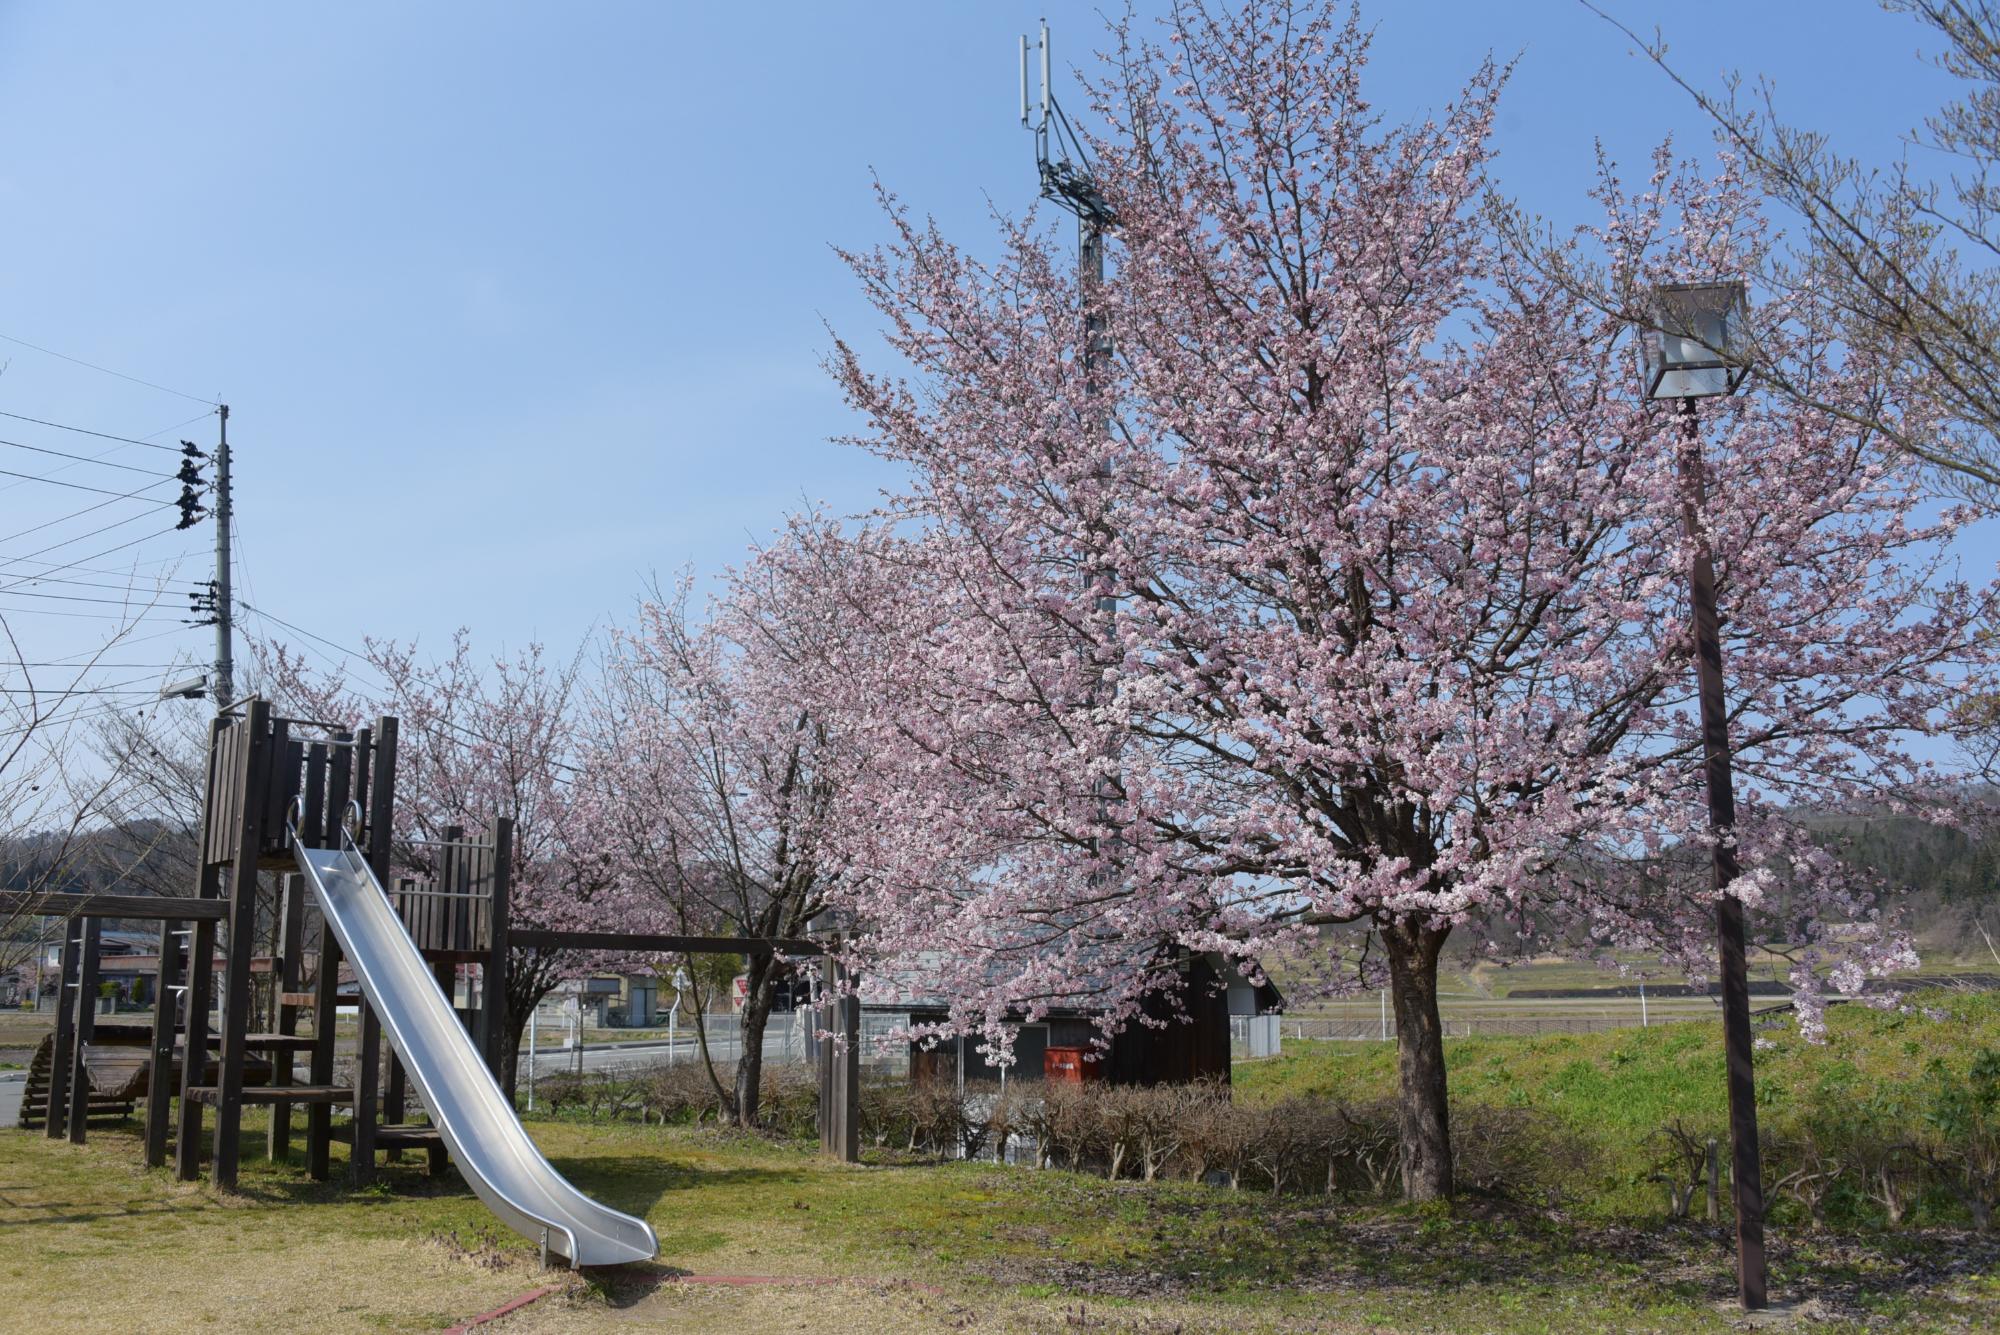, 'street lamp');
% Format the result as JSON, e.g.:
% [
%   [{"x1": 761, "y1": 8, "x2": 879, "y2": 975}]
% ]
[
  {"x1": 1640, "y1": 281, "x2": 1749, "y2": 400},
  {"x1": 159, "y1": 674, "x2": 208, "y2": 702},
  {"x1": 1640, "y1": 277, "x2": 1766, "y2": 1312}
]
